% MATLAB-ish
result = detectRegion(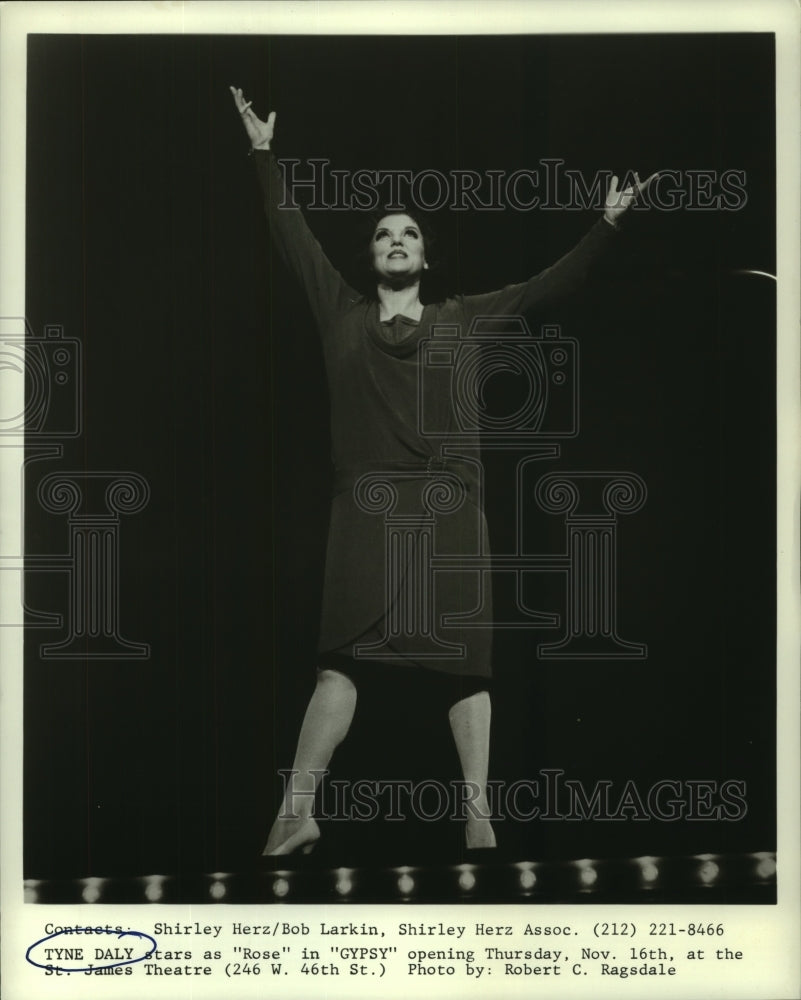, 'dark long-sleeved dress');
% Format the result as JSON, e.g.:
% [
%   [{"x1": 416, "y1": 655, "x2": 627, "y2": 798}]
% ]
[{"x1": 254, "y1": 149, "x2": 618, "y2": 679}]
